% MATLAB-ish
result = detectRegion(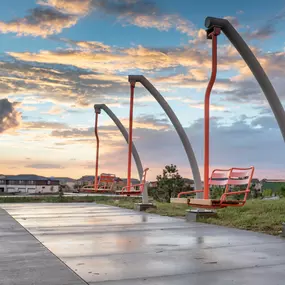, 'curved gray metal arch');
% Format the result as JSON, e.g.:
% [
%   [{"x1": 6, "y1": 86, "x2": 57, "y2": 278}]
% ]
[
  {"x1": 94, "y1": 104, "x2": 143, "y2": 181},
  {"x1": 205, "y1": 17, "x2": 285, "y2": 142},
  {"x1": 128, "y1": 75, "x2": 203, "y2": 191}
]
